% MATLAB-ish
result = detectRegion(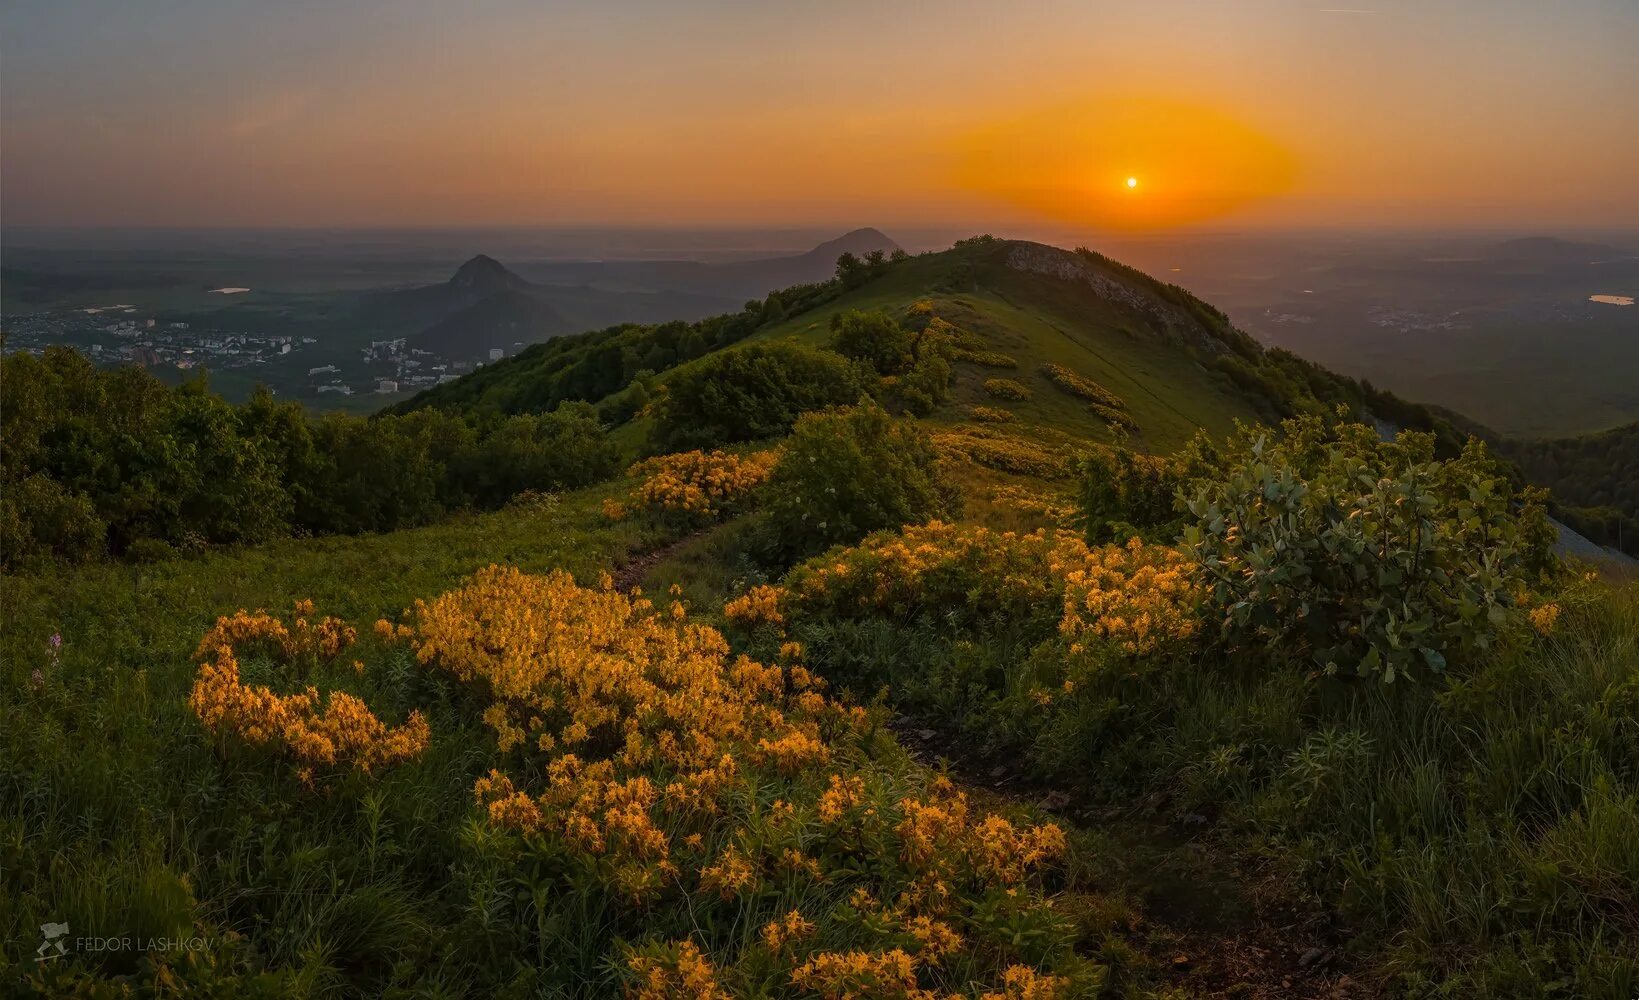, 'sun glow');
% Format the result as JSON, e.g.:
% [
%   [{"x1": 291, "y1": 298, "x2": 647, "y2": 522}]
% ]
[{"x1": 952, "y1": 97, "x2": 1298, "y2": 230}]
